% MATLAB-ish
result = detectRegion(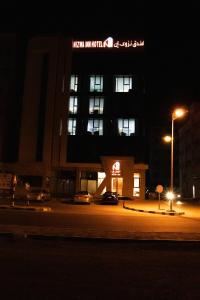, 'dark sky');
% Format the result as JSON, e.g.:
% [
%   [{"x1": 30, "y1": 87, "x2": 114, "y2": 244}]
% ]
[{"x1": 1, "y1": 1, "x2": 200, "y2": 111}]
